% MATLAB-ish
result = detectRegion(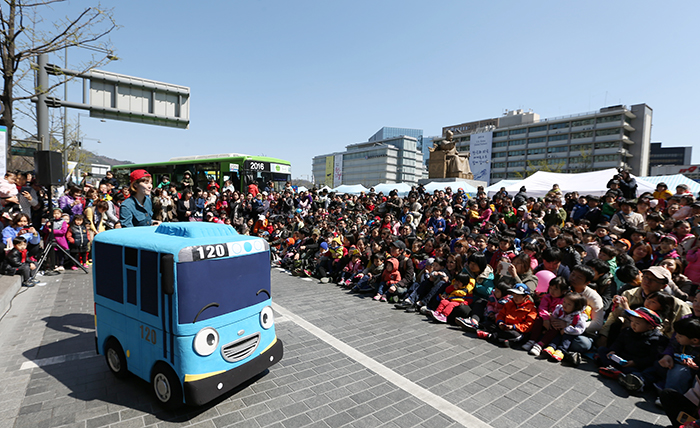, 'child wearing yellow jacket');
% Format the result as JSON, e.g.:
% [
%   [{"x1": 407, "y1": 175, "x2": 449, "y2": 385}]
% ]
[{"x1": 429, "y1": 274, "x2": 475, "y2": 323}]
